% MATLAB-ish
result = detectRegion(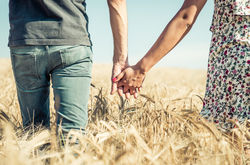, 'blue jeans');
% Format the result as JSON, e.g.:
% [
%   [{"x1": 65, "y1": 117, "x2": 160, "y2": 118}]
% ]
[{"x1": 10, "y1": 45, "x2": 93, "y2": 133}]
